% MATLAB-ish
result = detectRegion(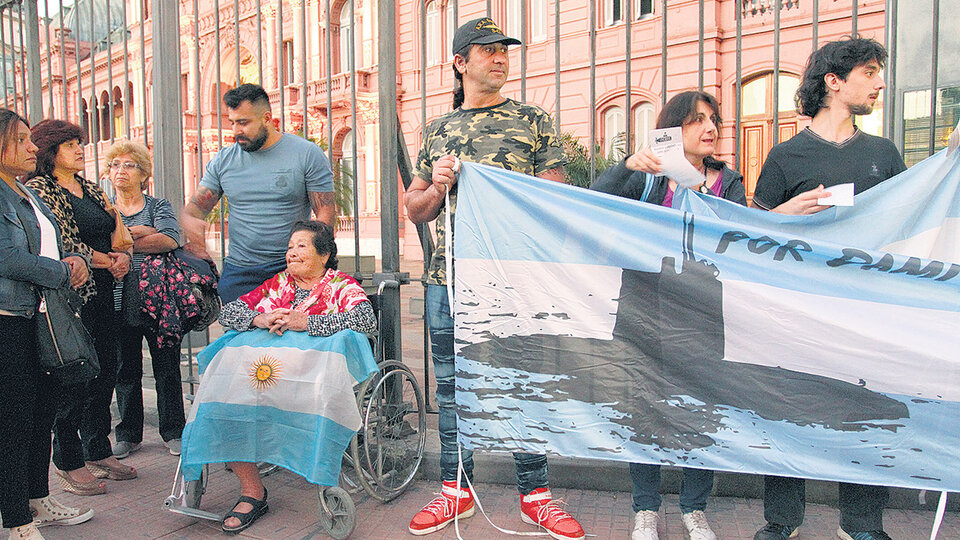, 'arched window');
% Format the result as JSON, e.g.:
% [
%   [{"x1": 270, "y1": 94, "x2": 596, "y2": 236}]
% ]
[
  {"x1": 739, "y1": 72, "x2": 801, "y2": 197},
  {"x1": 504, "y1": 0, "x2": 522, "y2": 41},
  {"x1": 340, "y1": 129, "x2": 355, "y2": 215},
  {"x1": 602, "y1": 106, "x2": 625, "y2": 159},
  {"x1": 425, "y1": 1, "x2": 441, "y2": 66},
  {"x1": 112, "y1": 86, "x2": 124, "y2": 137},
  {"x1": 633, "y1": 102, "x2": 656, "y2": 151},
  {"x1": 339, "y1": 3, "x2": 353, "y2": 74},
  {"x1": 99, "y1": 90, "x2": 110, "y2": 141}
]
